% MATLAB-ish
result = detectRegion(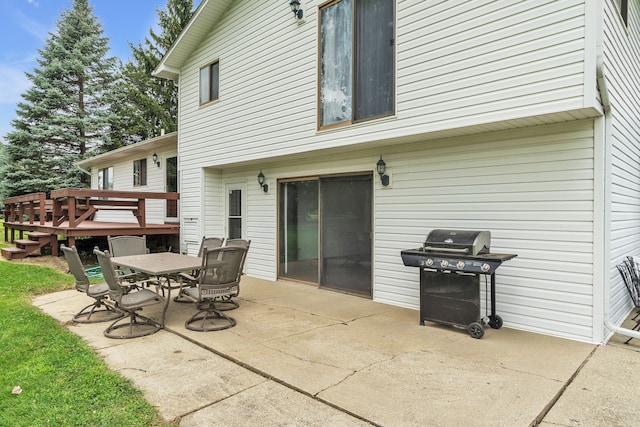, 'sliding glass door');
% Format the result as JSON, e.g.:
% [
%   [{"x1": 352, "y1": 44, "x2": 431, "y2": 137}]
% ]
[
  {"x1": 278, "y1": 174, "x2": 372, "y2": 296},
  {"x1": 320, "y1": 175, "x2": 372, "y2": 295},
  {"x1": 279, "y1": 180, "x2": 319, "y2": 283}
]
